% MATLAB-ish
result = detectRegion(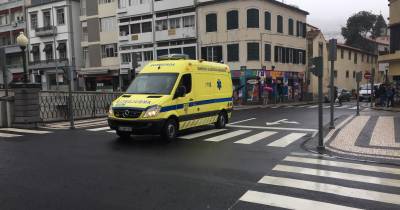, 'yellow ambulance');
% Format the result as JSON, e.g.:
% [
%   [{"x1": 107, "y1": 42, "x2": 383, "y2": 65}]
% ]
[{"x1": 108, "y1": 55, "x2": 233, "y2": 141}]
